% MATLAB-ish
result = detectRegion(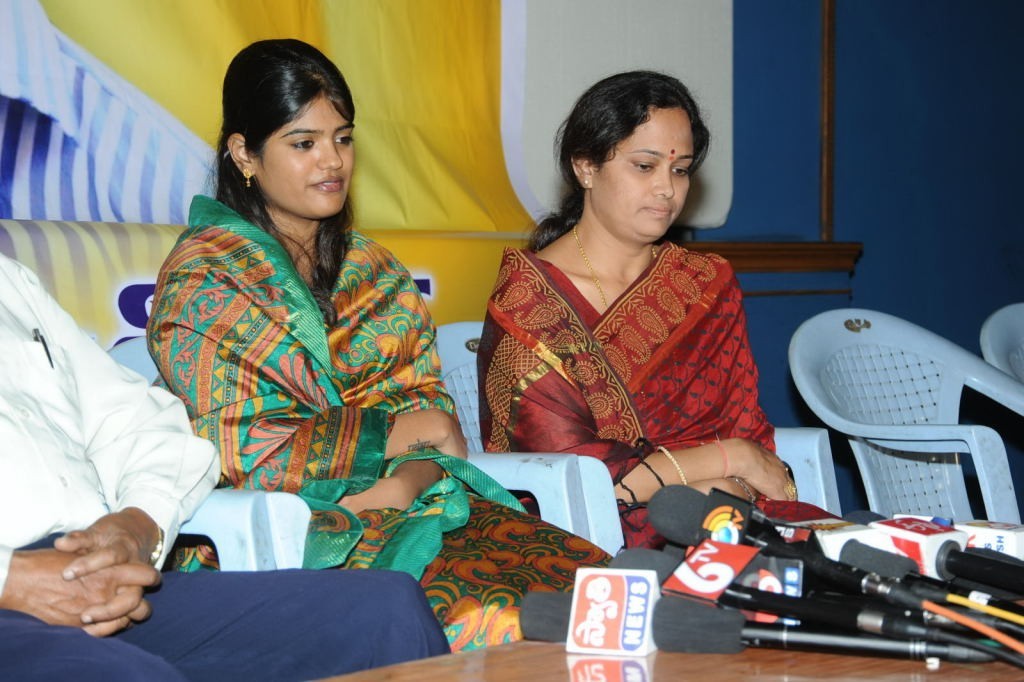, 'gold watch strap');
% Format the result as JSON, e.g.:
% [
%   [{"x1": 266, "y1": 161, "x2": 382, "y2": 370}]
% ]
[{"x1": 149, "y1": 527, "x2": 165, "y2": 566}]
